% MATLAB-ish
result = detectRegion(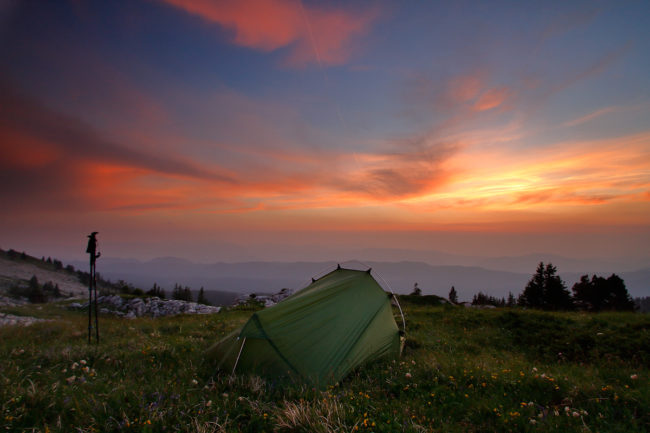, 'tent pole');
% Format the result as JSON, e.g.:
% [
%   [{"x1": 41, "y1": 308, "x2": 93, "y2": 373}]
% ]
[
  {"x1": 371, "y1": 268, "x2": 406, "y2": 334},
  {"x1": 232, "y1": 337, "x2": 246, "y2": 375}
]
